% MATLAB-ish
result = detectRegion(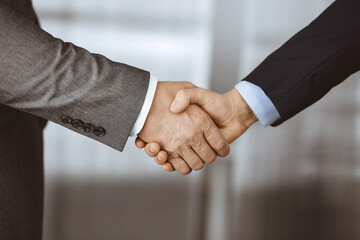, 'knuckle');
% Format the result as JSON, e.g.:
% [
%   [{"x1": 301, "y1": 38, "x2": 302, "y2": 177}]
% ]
[
  {"x1": 191, "y1": 110, "x2": 208, "y2": 125},
  {"x1": 198, "y1": 113, "x2": 209, "y2": 124},
  {"x1": 182, "y1": 127, "x2": 199, "y2": 143},
  {"x1": 182, "y1": 81, "x2": 195, "y2": 88},
  {"x1": 177, "y1": 89, "x2": 188, "y2": 98},
  {"x1": 169, "y1": 152, "x2": 180, "y2": 158},
  {"x1": 202, "y1": 121, "x2": 212, "y2": 133},
  {"x1": 187, "y1": 104, "x2": 199, "y2": 113},
  {"x1": 167, "y1": 139, "x2": 181, "y2": 153},
  {"x1": 183, "y1": 134, "x2": 193, "y2": 144},
  {"x1": 190, "y1": 139, "x2": 202, "y2": 148},
  {"x1": 214, "y1": 138, "x2": 226, "y2": 151}
]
